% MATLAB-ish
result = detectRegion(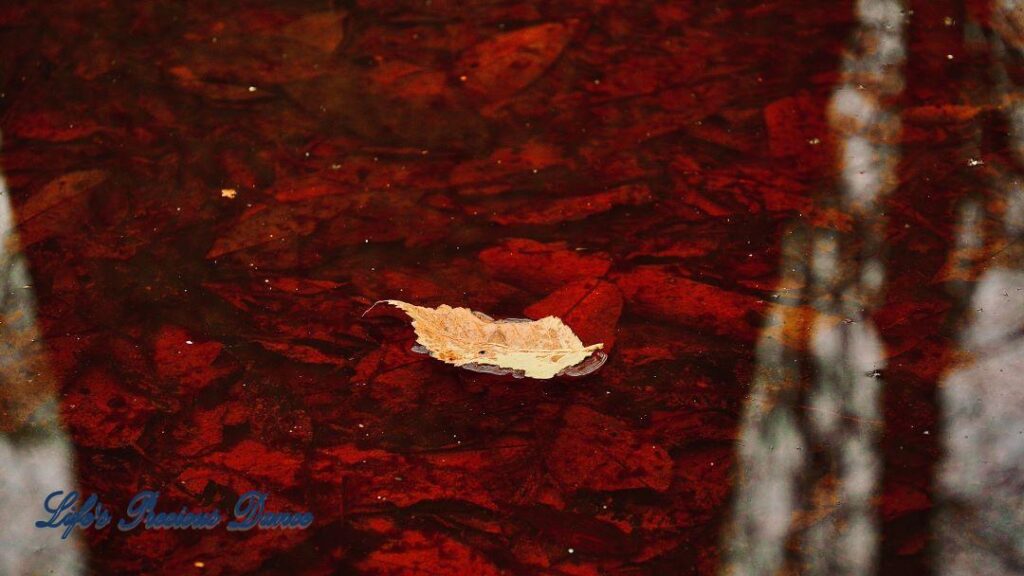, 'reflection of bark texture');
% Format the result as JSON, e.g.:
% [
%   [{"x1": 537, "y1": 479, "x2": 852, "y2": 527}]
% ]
[
  {"x1": 0, "y1": 175, "x2": 55, "y2": 432},
  {"x1": 935, "y1": 6, "x2": 1024, "y2": 574},
  {"x1": 722, "y1": 1, "x2": 905, "y2": 574},
  {"x1": 0, "y1": 158, "x2": 83, "y2": 573}
]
